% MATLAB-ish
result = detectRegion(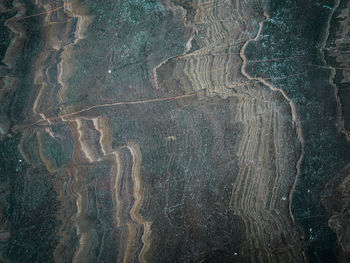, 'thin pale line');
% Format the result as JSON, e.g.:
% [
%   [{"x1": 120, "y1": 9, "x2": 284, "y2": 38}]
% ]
[
  {"x1": 23, "y1": 90, "x2": 204, "y2": 128},
  {"x1": 10, "y1": 6, "x2": 64, "y2": 22}
]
